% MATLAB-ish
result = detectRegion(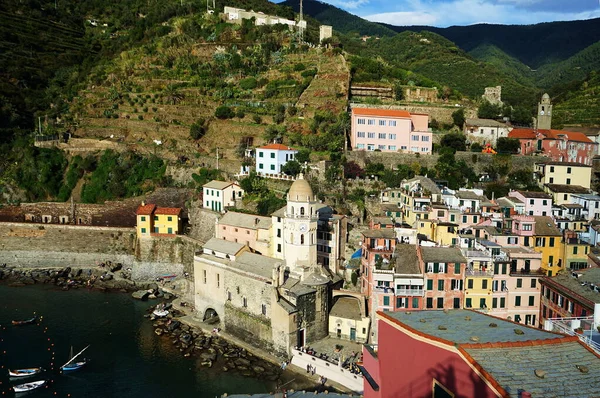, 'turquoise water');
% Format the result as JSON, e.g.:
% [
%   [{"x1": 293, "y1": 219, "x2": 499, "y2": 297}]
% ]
[{"x1": 0, "y1": 284, "x2": 274, "y2": 397}]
